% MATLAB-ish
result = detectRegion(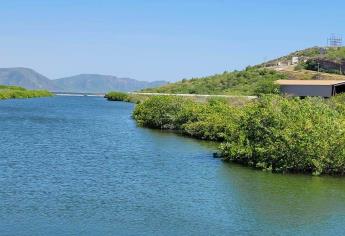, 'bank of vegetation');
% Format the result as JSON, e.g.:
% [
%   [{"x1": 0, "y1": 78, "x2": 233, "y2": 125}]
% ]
[
  {"x1": 141, "y1": 68, "x2": 285, "y2": 95},
  {"x1": 105, "y1": 91, "x2": 131, "y2": 102},
  {"x1": 105, "y1": 91, "x2": 149, "y2": 103},
  {"x1": 132, "y1": 95, "x2": 345, "y2": 176},
  {"x1": 107, "y1": 47, "x2": 345, "y2": 175},
  {"x1": 0, "y1": 85, "x2": 52, "y2": 100}
]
